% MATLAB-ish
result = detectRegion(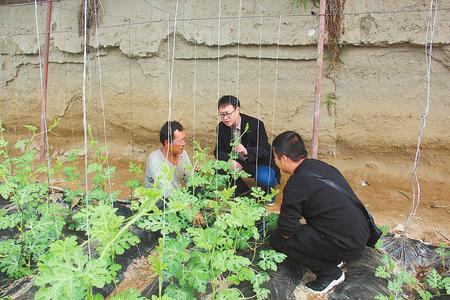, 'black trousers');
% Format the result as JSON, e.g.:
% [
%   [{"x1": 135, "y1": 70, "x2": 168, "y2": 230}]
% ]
[{"x1": 270, "y1": 225, "x2": 364, "y2": 277}]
